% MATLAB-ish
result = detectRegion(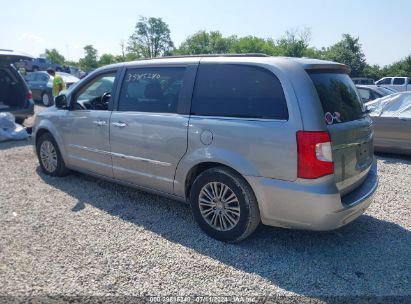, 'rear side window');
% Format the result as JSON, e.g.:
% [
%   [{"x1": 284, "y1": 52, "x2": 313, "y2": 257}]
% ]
[
  {"x1": 191, "y1": 64, "x2": 288, "y2": 119},
  {"x1": 393, "y1": 78, "x2": 405, "y2": 85},
  {"x1": 25, "y1": 73, "x2": 36, "y2": 81},
  {"x1": 118, "y1": 67, "x2": 185, "y2": 113},
  {"x1": 377, "y1": 78, "x2": 391, "y2": 85},
  {"x1": 308, "y1": 71, "x2": 363, "y2": 124},
  {"x1": 357, "y1": 88, "x2": 370, "y2": 101}
]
